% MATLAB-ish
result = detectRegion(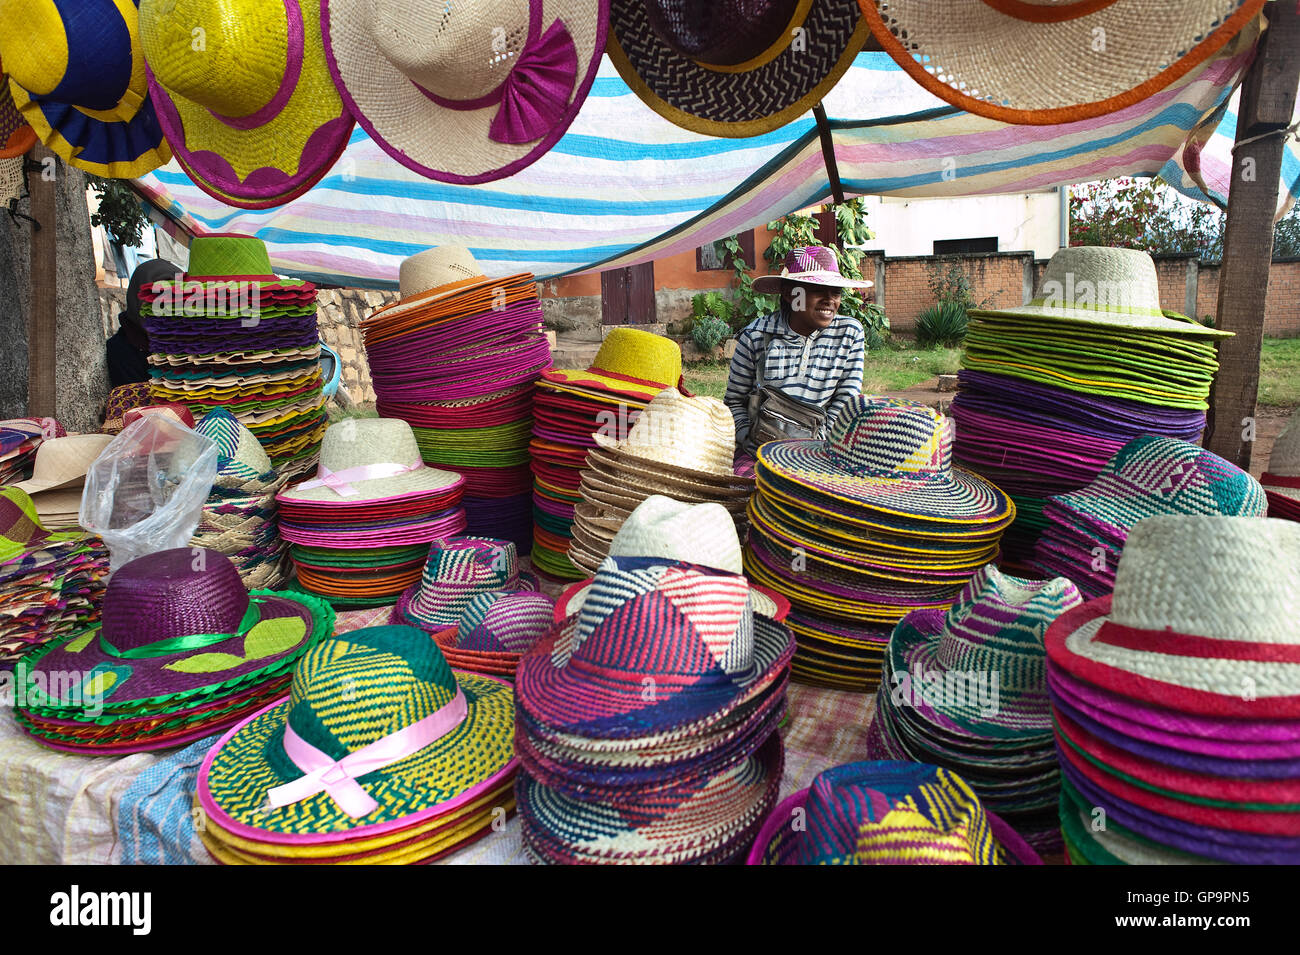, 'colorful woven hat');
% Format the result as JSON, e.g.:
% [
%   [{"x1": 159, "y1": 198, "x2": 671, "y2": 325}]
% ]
[
  {"x1": 859, "y1": 0, "x2": 1265, "y2": 125},
  {"x1": 11, "y1": 433, "x2": 112, "y2": 530},
  {"x1": 140, "y1": 0, "x2": 354, "y2": 209},
  {"x1": 197, "y1": 624, "x2": 516, "y2": 840},
  {"x1": 751, "y1": 246, "x2": 874, "y2": 293},
  {"x1": 1047, "y1": 516, "x2": 1300, "y2": 718},
  {"x1": 746, "y1": 761, "x2": 1039, "y2": 865},
  {"x1": 18, "y1": 547, "x2": 333, "y2": 718},
  {"x1": 322, "y1": 0, "x2": 608, "y2": 184},
  {"x1": 0, "y1": 58, "x2": 36, "y2": 157},
  {"x1": 541, "y1": 327, "x2": 684, "y2": 402},
  {"x1": 608, "y1": 0, "x2": 869, "y2": 137},
  {"x1": 442, "y1": 590, "x2": 556, "y2": 655},
  {"x1": 759, "y1": 396, "x2": 1013, "y2": 525},
  {"x1": 396, "y1": 537, "x2": 535, "y2": 630},
  {"x1": 0, "y1": 0, "x2": 172, "y2": 176}
]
